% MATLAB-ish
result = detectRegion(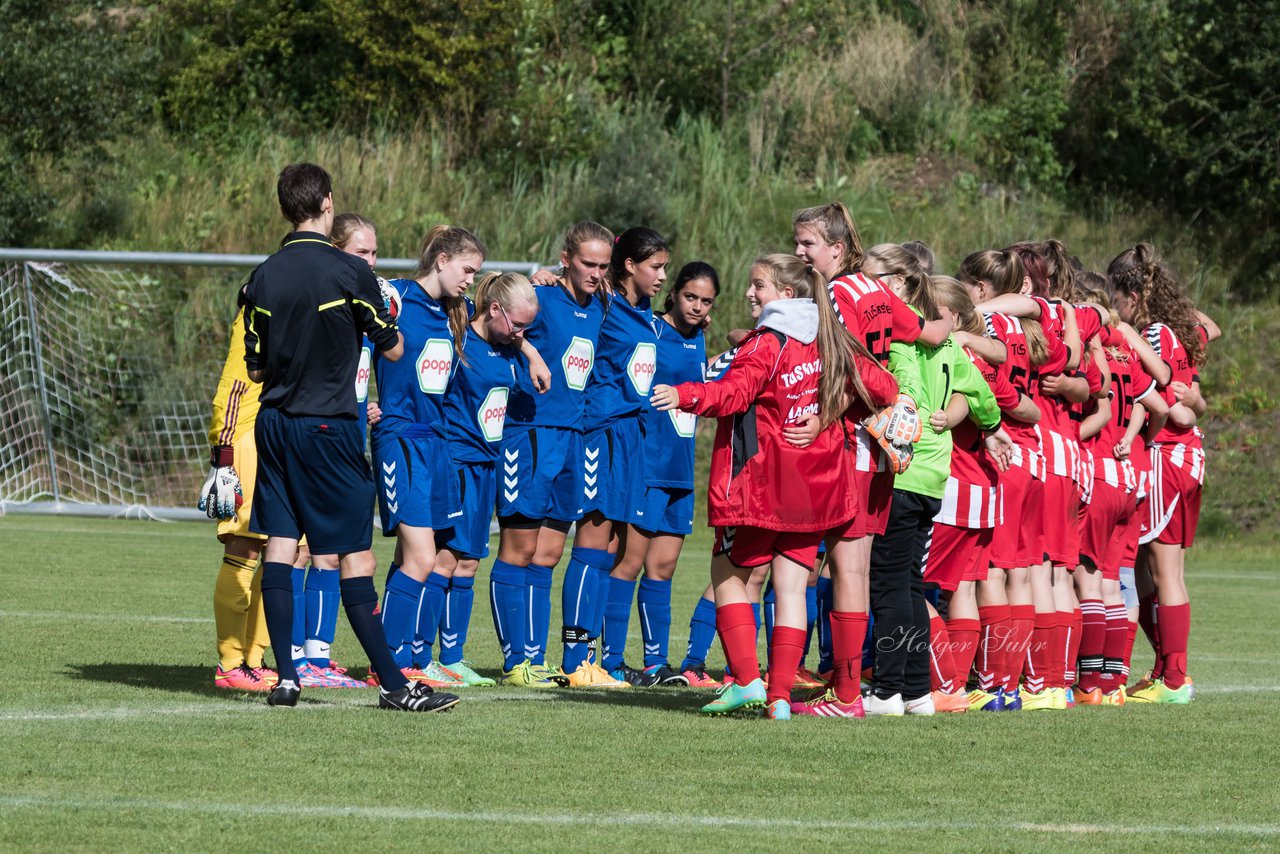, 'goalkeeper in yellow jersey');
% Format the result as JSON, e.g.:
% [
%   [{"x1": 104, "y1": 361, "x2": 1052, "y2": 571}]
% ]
[{"x1": 201, "y1": 301, "x2": 276, "y2": 691}]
